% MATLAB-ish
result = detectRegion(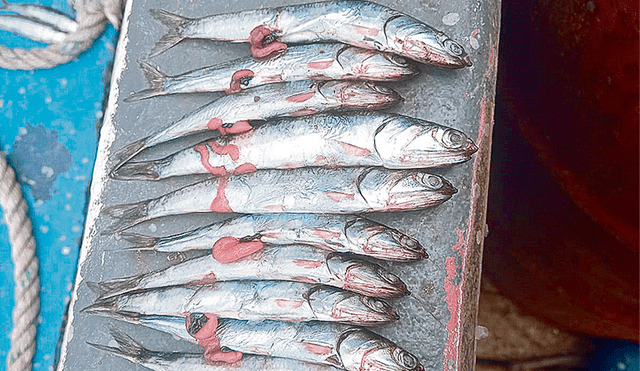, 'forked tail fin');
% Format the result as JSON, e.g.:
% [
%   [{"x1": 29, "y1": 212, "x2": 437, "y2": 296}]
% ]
[
  {"x1": 87, "y1": 276, "x2": 143, "y2": 300},
  {"x1": 149, "y1": 9, "x2": 189, "y2": 57},
  {"x1": 102, "y1": 200, "x2": 151, "y2": 233},
  {"x1": 125, "y1": 62, "x2": 168, "y2": 102},
  {"x1": 87, "y1": 328, "x2": 150, "y2": 364},
  {"x1": 110, "y1": 137, "x2": 149, "y2": 175},
  {"x1": 119, "y1": 232, "x2": 160, "y2": 250},
  {"x1": 110, "y1": 160, "x2": 160, "y2": 181}
]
